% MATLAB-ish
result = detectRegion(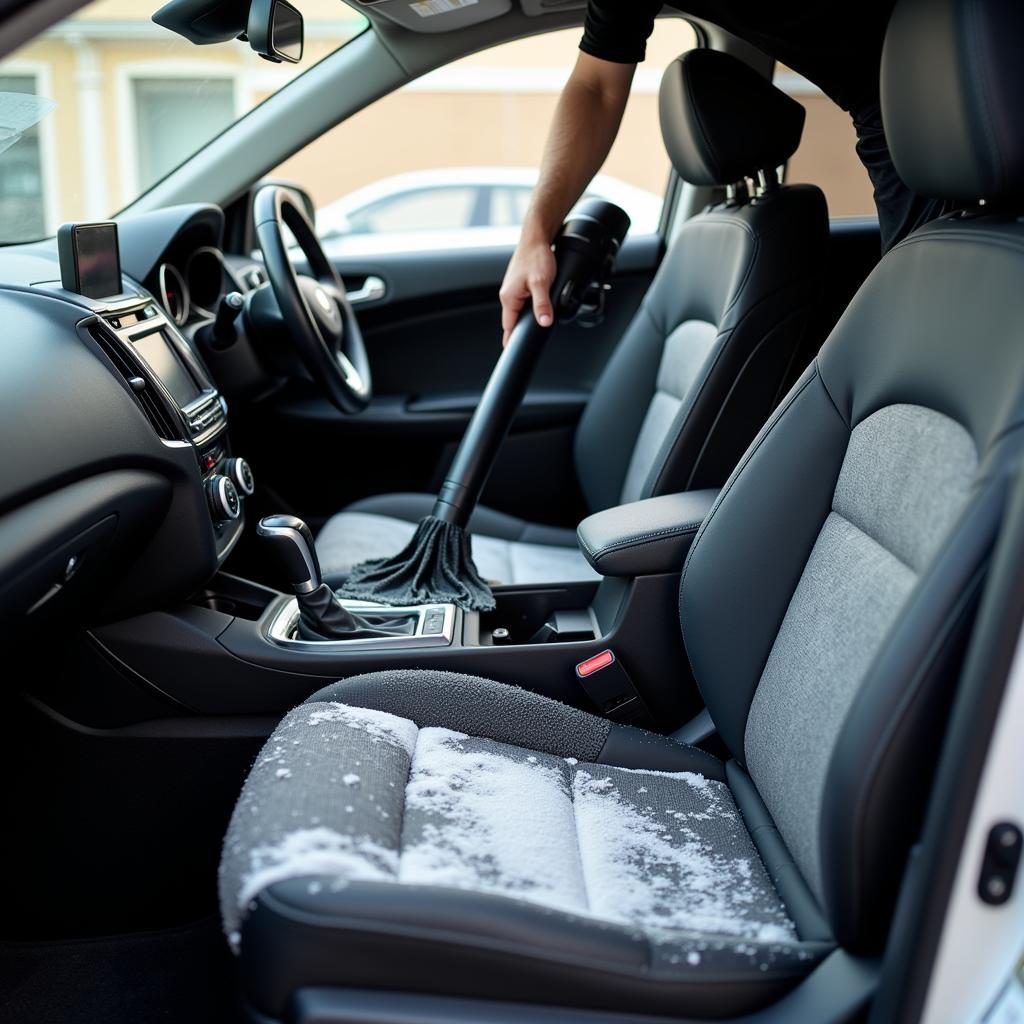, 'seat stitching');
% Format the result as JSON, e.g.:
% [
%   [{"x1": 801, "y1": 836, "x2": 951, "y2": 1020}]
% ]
[
  {"x1": 589, "y1": 524, "x2": 703, "y2": 564},
  {"x1": 678, "y1": 369, "x2": 824, "y2": 711},
  {"x1": 394, "y1": 724, "x2": 421, "y2": 884},
  {"x1": 828, "y1": 509, "x2": 918, "y2": 577}
]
